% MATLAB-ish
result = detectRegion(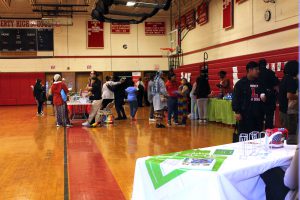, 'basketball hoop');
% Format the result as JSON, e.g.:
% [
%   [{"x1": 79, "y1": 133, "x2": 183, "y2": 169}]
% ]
[{"x1": 160, "y1": 47, "x2": 175, "y2": 57}]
